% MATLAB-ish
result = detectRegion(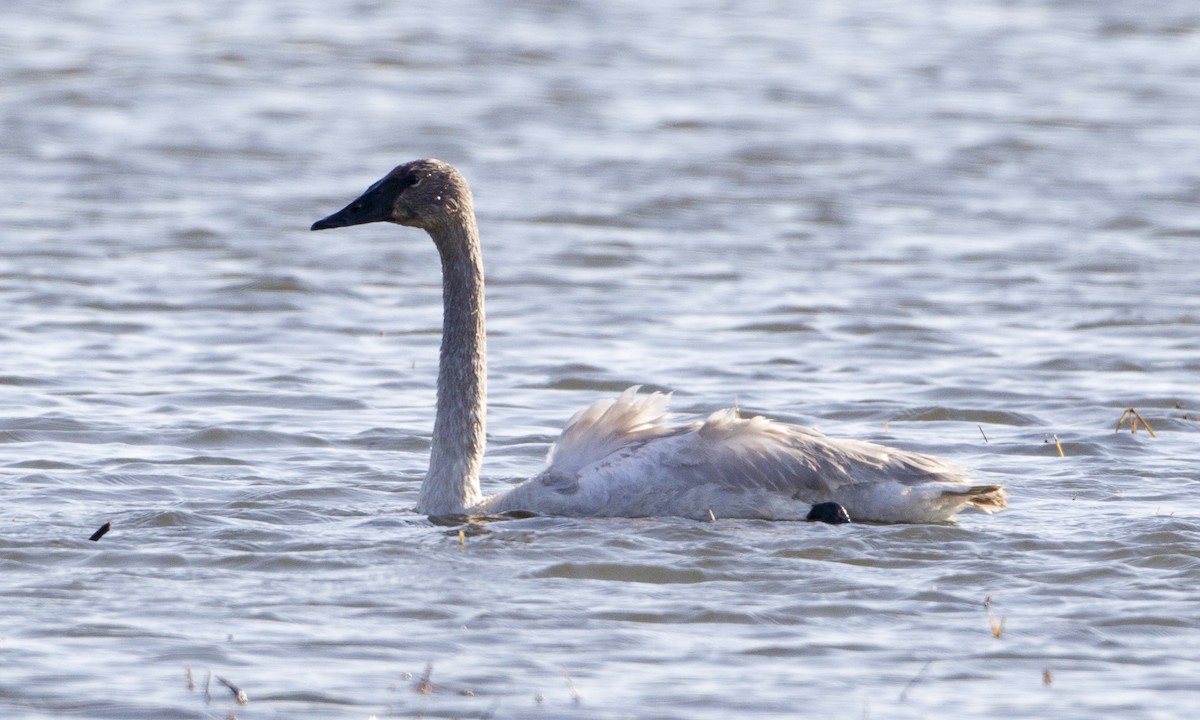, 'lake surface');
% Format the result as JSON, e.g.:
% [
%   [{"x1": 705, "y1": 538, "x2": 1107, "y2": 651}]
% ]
[{"x1": 2, "y1": 1, "x2": 1199, "y2": 718}]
